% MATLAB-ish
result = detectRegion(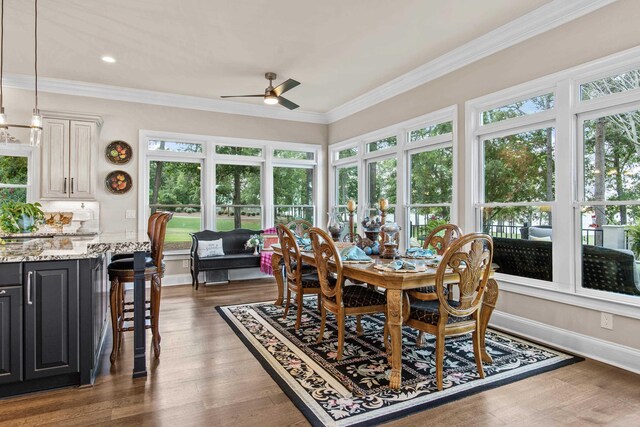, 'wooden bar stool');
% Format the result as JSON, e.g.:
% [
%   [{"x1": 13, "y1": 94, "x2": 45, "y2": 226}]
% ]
[{"x1": 108, "y1": 211, "x2": 173, "y2": 363}]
